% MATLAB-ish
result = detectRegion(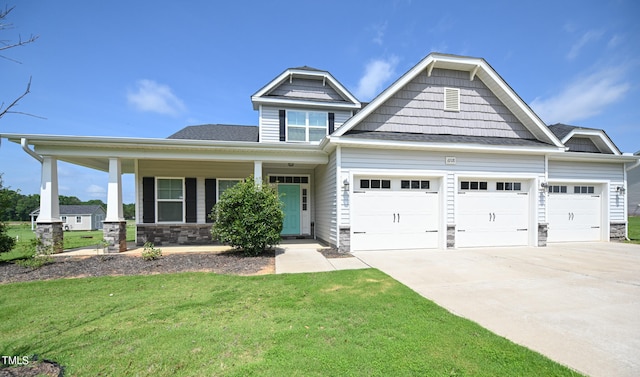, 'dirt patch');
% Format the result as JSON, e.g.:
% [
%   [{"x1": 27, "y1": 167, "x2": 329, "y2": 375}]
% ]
[
  {"x1": 0, "y1": 359, "x2": 63, "y2": 377},
  {"x1": 0, "y1": 250, "x2": 275, "y2": 285},
  {"x1": 317, "y1": 247, "x2": 353, "y2": 259}
]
